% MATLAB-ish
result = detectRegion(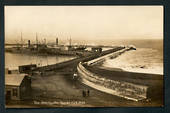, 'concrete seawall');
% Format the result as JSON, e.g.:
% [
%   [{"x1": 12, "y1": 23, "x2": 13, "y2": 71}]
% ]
[
  {"x1": 86, "y1": 47, "x2": 129, "y2": 66},
  {"x1": 77, "y1": 62, "x2": 148, "y2": 101},
  {"x1": 77, "y1": 47, "x2": 163, "y2": 101},
  {"x1": 33, "y1": 46, "x2": 125, "y2": 71}
]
